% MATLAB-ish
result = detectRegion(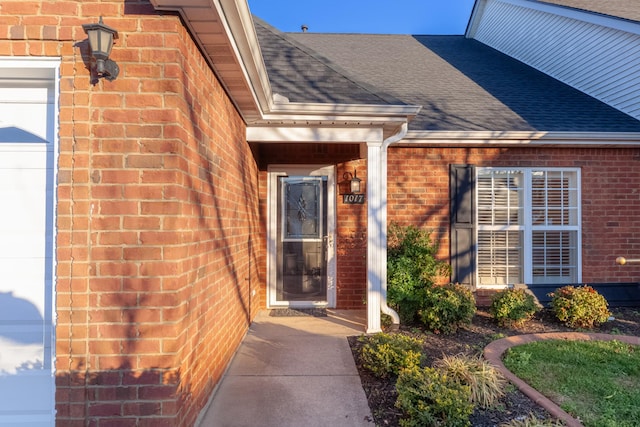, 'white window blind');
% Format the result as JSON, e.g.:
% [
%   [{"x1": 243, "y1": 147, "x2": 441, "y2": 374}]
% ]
[{"x1": 477, "y1": 168, "x2": 580, "y2": 286}]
